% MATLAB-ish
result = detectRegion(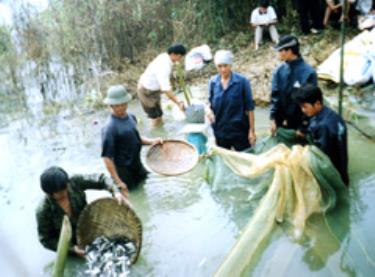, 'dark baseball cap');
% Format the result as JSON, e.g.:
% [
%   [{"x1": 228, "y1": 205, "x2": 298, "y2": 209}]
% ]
[{"x1": 273, "y1": 35, "x2": 299, "y2": 51}]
